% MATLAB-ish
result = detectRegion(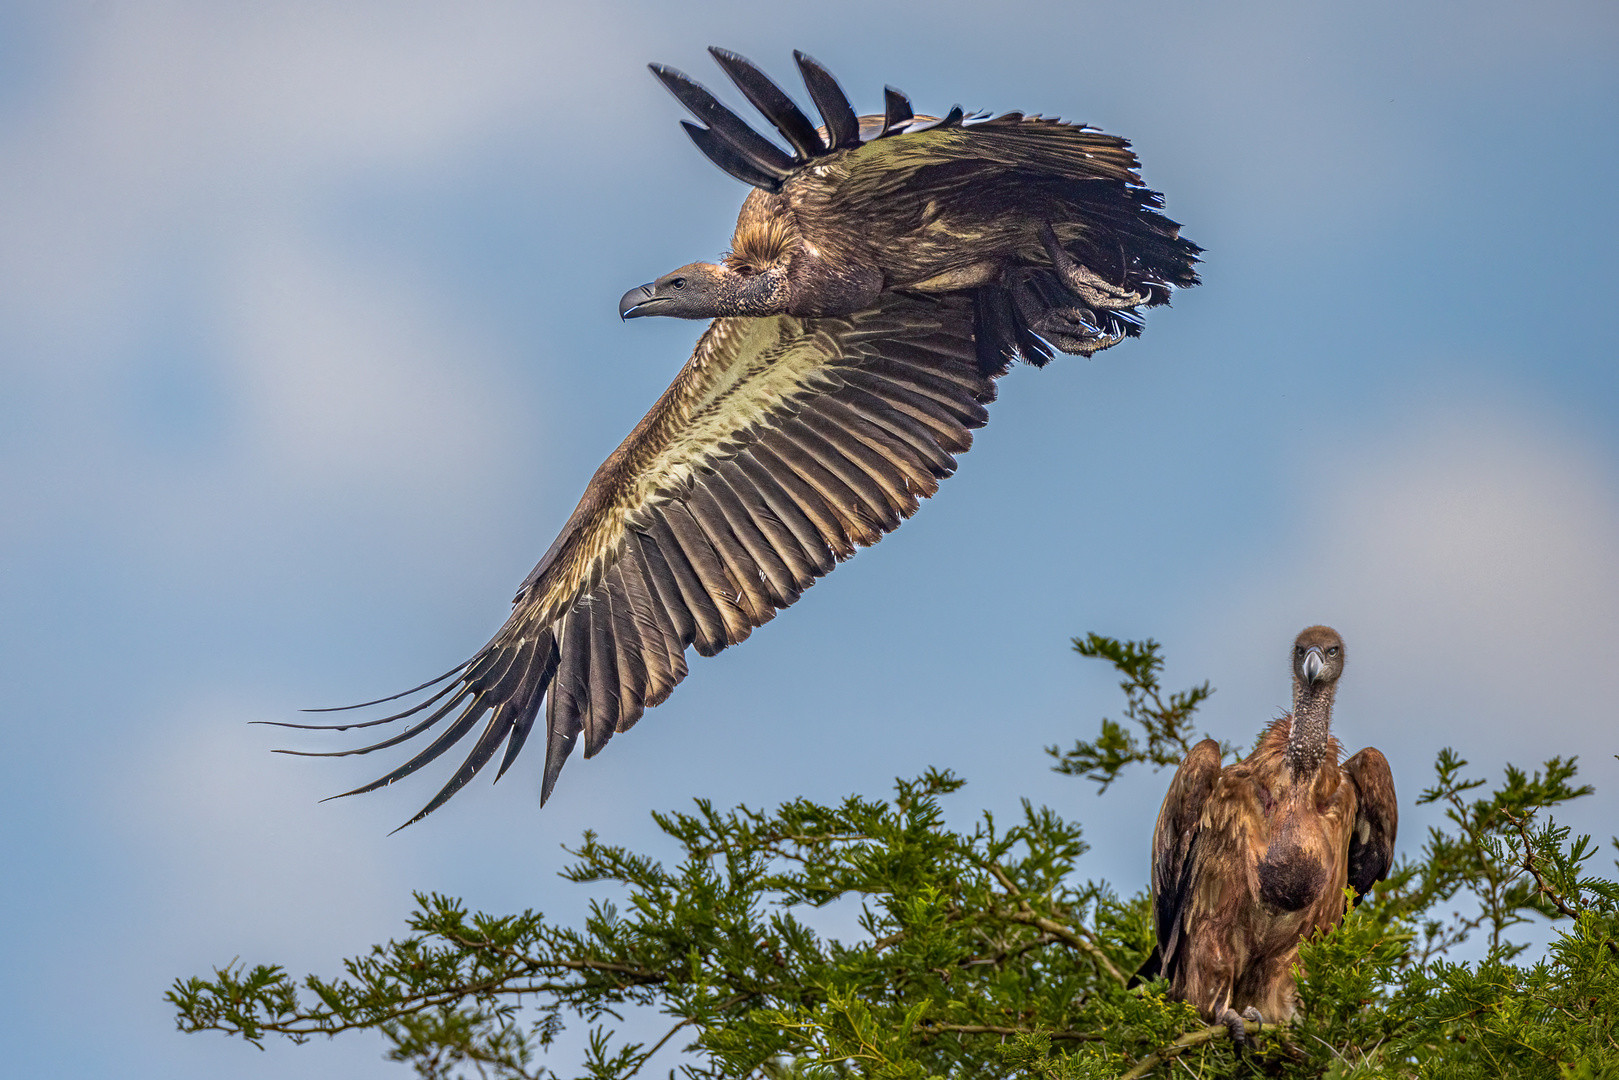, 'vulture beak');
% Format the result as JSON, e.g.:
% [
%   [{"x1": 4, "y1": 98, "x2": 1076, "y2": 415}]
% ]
[
  {"x1": 618, "y1": 283, "x2": 661, "y2": 320},
  {"x1": 1302, "y1": 646, "x2": 1325, "y2": 686}
]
